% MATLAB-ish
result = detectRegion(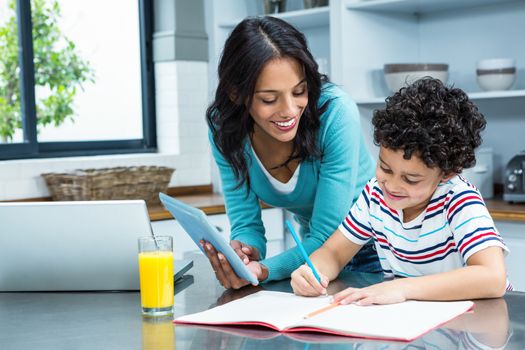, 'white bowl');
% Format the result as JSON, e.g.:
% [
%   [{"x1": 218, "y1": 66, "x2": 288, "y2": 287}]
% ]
[
  {"x1": 383, "y1": 63, "x2": 449, "y2": 92},
  {"x1": 477, "y1": 72, "x2": 516, "y2": 91},
  {"x1": 476, "y1": 58, "x2": 516, "y2": 91},
  {"x1": 477, "y1": 58, "x2": 515, "y2": 70}
]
